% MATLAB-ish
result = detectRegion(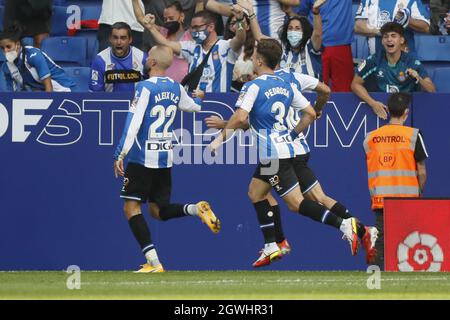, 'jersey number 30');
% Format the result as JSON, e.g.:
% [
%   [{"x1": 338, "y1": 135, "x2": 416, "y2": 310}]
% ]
[{"x1": 271, "y1": 102, "x2": 288, "y2": 131}]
